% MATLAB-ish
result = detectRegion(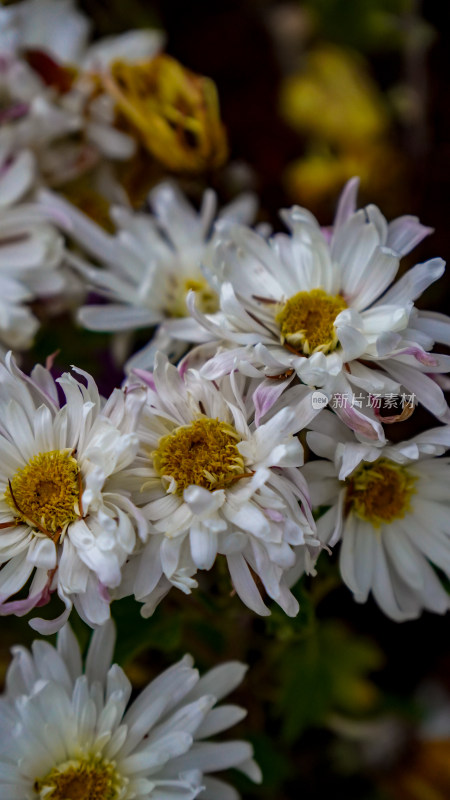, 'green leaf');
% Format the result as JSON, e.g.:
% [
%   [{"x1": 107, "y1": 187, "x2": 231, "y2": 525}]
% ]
[{"x1": 275, "y1": 621, "x2": 383, "y2": 742}]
